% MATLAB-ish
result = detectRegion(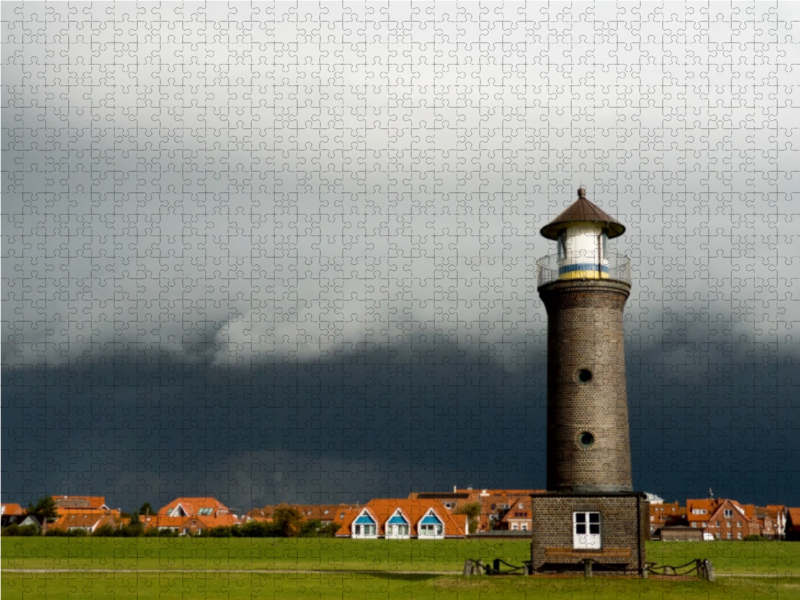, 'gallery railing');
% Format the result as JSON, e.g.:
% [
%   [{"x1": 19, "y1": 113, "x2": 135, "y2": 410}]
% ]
[{"x1": 537, "y1": 251, "x2": 631, "y2": 287}]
